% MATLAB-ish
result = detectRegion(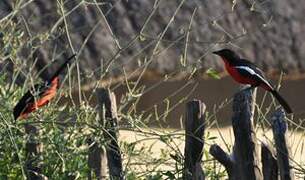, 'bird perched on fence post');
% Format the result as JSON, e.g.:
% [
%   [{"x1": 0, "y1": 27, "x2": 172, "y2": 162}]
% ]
[
  {"x1": 213, "y1": 49, "x2": 292, "y2": 114},
  {"x1": 13, "y1": 54, "x2": 76, "y2": 120}
]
